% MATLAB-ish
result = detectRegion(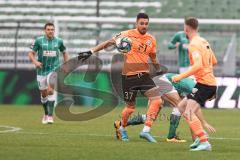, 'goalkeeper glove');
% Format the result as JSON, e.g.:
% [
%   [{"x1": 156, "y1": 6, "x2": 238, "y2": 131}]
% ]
[
  {"x1": 78, "y1": 50, "x2": 93, "y2": 61},
  {"x1": 155, "y1": 65, "x2": 168, "y2": 75}
]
